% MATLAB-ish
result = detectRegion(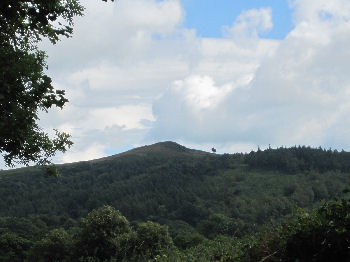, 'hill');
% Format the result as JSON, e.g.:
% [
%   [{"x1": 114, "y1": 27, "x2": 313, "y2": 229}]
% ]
[{"x1": 0, "y1": 142, "x2": 350, "y2": 240}]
